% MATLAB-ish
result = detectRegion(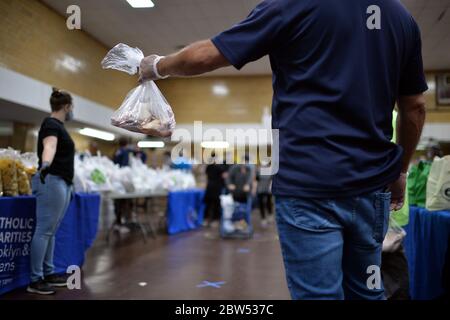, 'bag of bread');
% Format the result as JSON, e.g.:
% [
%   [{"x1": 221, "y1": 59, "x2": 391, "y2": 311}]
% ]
[
  {"x1": 0, "y1": 148, "x2": 19, "y2": 197},
  {"x1": 101, "y1": 43, "x2": 175, "y2": 137}
]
